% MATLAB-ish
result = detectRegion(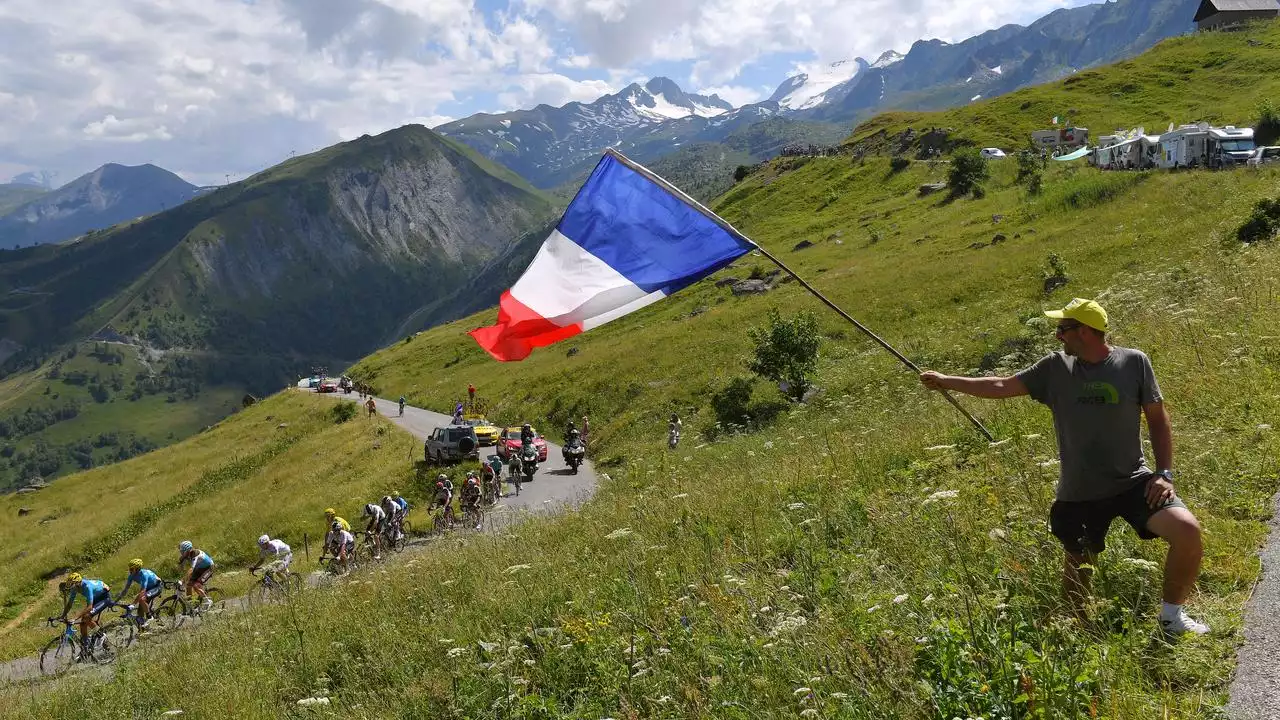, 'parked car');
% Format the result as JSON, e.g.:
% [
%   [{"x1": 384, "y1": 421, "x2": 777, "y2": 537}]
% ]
[
  {"x1": 425, "y1": 425, "x2": 479, "y2": 463},
  {"x1": 980, "y1": 148, "x2": 1007, "y2": 159},
  {"x1": 317, "y1": 378, "x2": 339, "y2": 393},
  {"x1": 1248, "y1": 146, "x2": 1280, "y2": 167},
  {"x1": 497, "y1": 426, "x2": 548, "y2": 462},
  {"x1": 463, "y1": 417, "x2": 501, "y2": 445}
]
